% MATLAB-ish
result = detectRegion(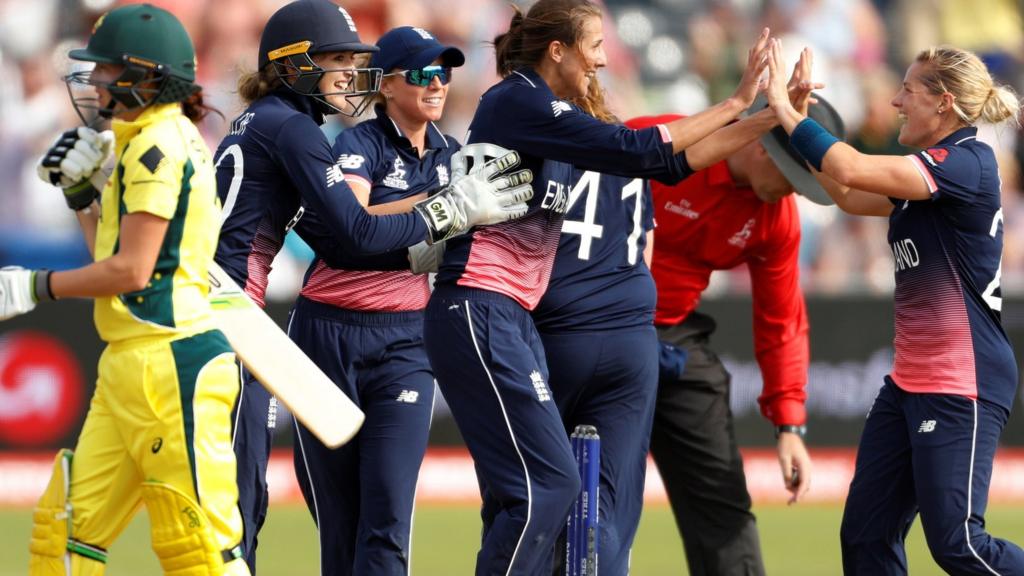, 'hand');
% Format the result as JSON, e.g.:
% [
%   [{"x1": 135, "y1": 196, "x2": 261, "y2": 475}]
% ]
[
  {"x1": 413, "y1": 144, "x2": 534, "y2": 243},
  {"x1": 0, "y1": 267, "x2": 39, "y2": 321},
  {"x1": 786, "y1": 47, "x2": 824, "y2": 117},
  {"x1": 766, "y1": 39, "x2": 799, "y2": 114},
  {"x1": 408, "y1": 240, "x2": 445, "y2": 274},
  {"x1": 777, "y1": 431, "x2": 812, "y2": 504},
  {"x1": 37, "y1": 127, "x2": 114, "y2": 210},
  {"x1": 731, "y1": 27, "x2": 771, "y2": 108}
]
